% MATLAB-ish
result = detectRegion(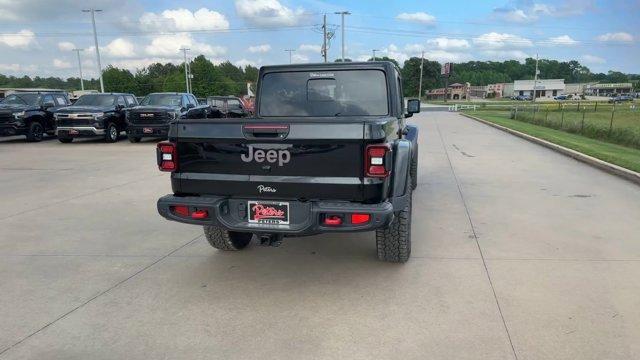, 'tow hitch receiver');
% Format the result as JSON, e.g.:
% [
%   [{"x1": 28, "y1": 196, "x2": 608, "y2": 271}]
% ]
[{"x1": 259, "y1": 234, "x2": 284, "y2": 247}]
